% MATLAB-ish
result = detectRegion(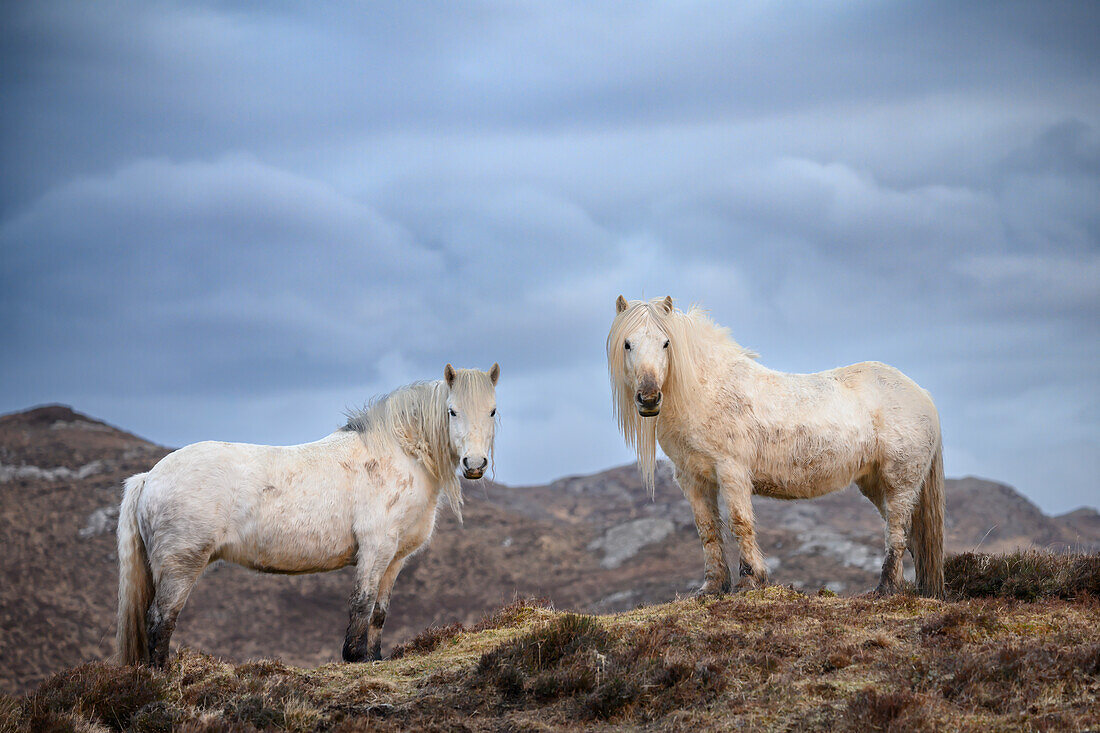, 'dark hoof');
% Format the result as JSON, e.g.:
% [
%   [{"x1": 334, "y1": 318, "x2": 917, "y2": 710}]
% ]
[
  {"x1": 342, "y1": 643, "x2": 379, "y2": 663},
  {"x1": 693, "y1": 579, "x2": 732, "y2": 598},
  {"x1": 345, "y1": 638, "x2": 385, "y2": 660}
]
